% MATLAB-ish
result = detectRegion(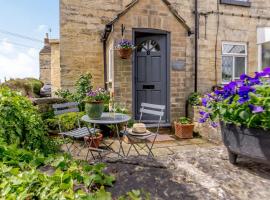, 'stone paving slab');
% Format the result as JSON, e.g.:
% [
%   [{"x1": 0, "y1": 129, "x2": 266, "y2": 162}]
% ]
[{"x1": 103, "y1": 145, "x2": 270, "y2": 200}]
